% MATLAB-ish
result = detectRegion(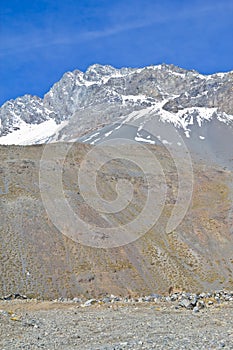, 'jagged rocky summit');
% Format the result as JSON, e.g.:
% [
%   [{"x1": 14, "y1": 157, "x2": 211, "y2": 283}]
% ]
[
  {"x1": 0, "y1": 63, "x2": 232, "y2": 140},
  {"x1": 1, "y1": 63, "x2": 233, "y2": 169}
]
